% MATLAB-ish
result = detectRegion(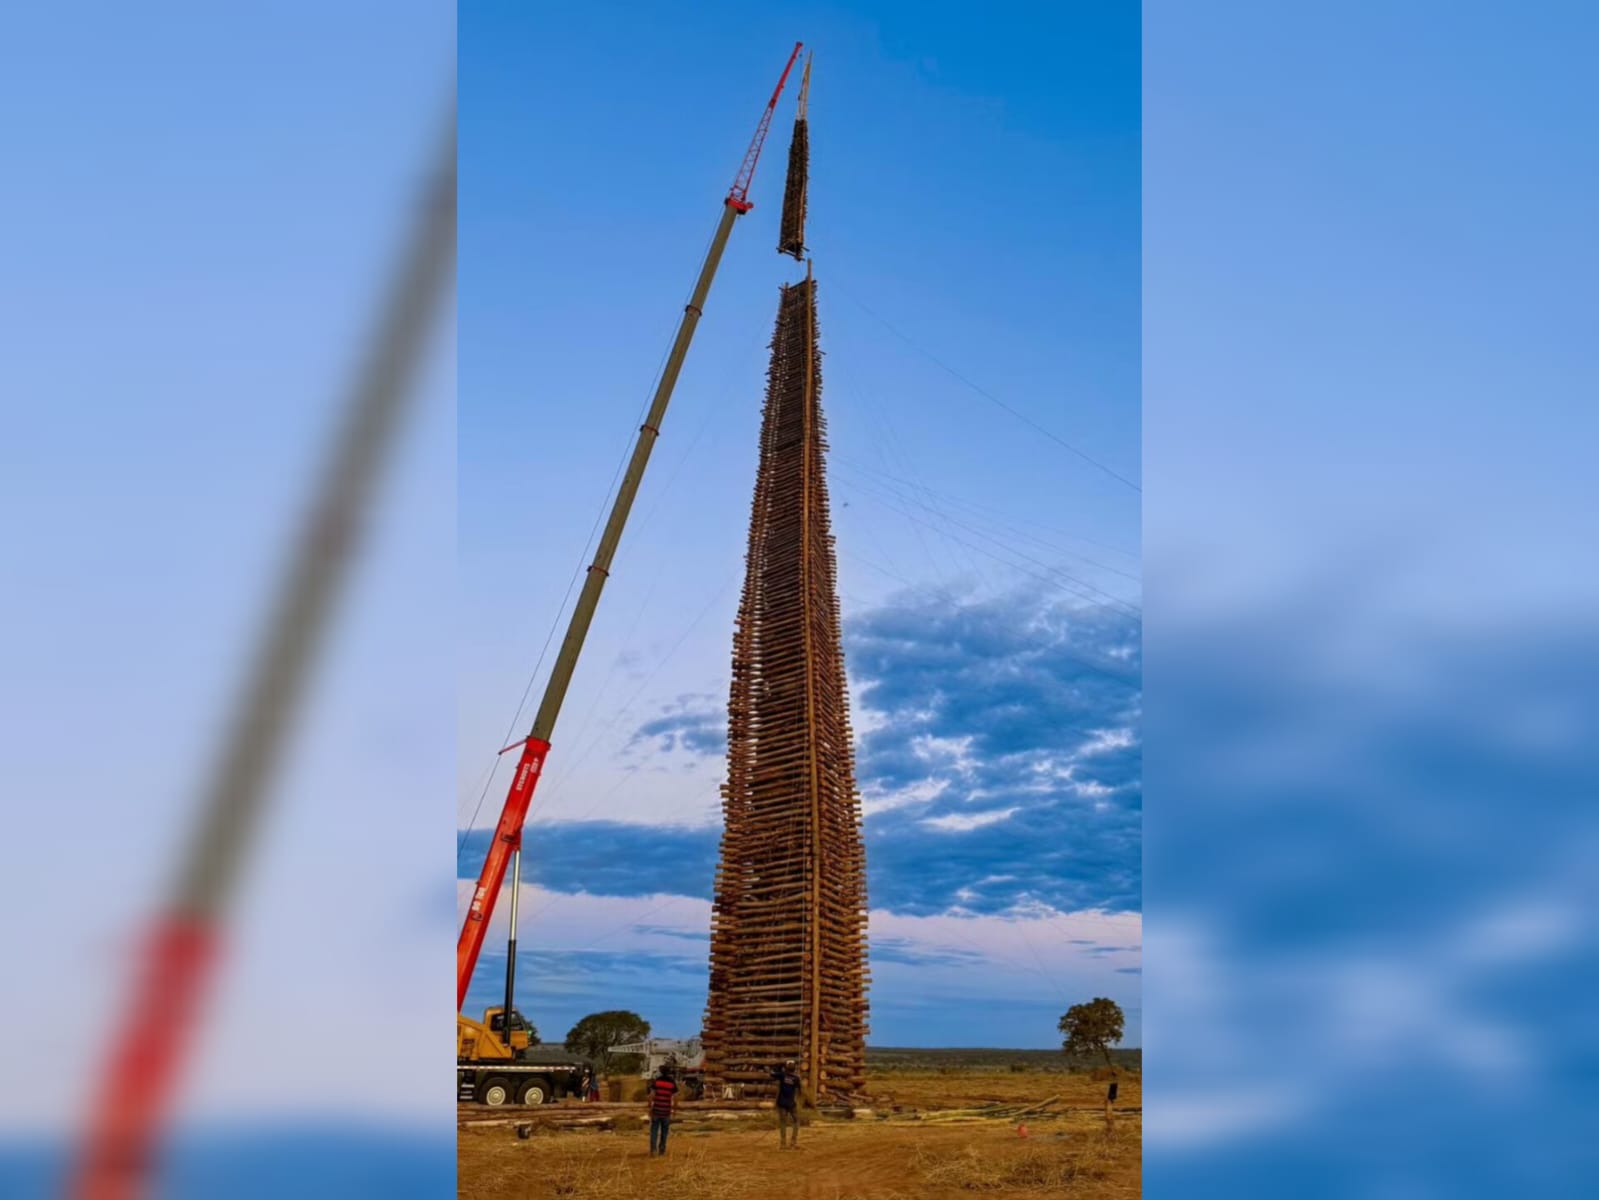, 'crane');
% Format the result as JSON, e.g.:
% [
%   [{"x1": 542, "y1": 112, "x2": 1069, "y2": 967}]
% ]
[{"x1": 457, "y1": 41, "x2": 804, "y2": 1013}]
